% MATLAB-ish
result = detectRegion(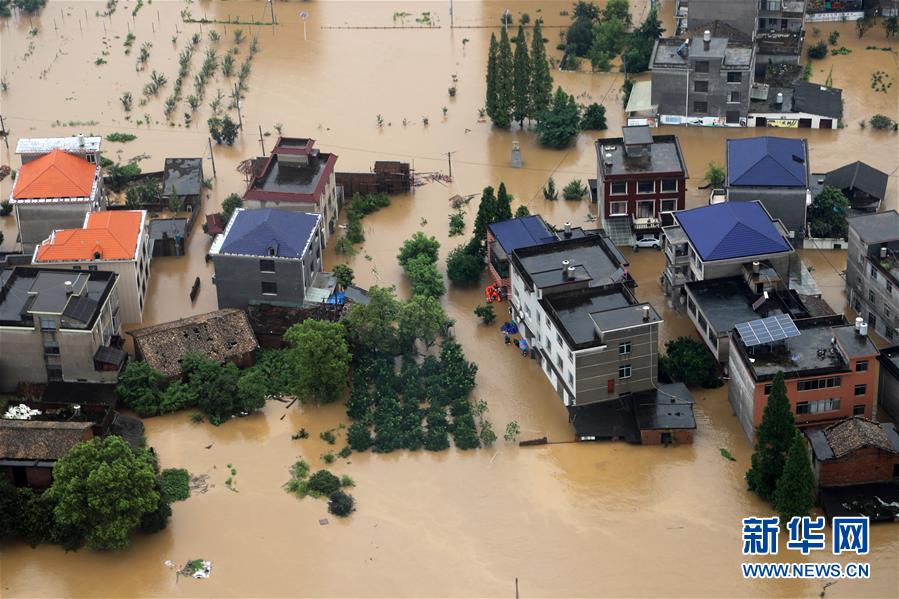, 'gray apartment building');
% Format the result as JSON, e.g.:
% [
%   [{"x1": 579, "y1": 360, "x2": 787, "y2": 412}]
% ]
[
  {"x1": 878, "y1": 346, "x2": 899, "y2": 423},
  {"x1": 210, "y1": 207, "x2": 324, "y2": 310},
  {"x1": 845, "y1": 211, "x2": 899, "y2": 343},
  {"x1": 0, "y1": 267, "x2": 125, "y2": 392},
  {"x1": 650, "y1": 31, "x2": 755, "y2": 126}
]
